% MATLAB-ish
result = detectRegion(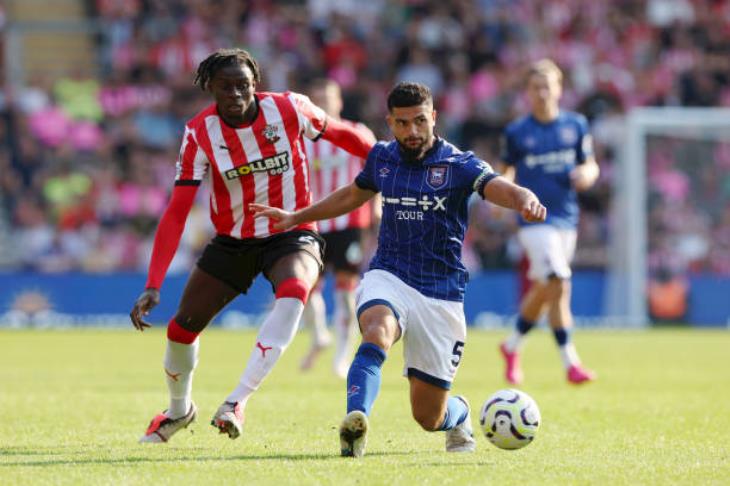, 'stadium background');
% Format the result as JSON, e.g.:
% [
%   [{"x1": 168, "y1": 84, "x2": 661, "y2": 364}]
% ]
[{"x1": 0, "y1": 0, "x2": 728, "y2": 327}]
